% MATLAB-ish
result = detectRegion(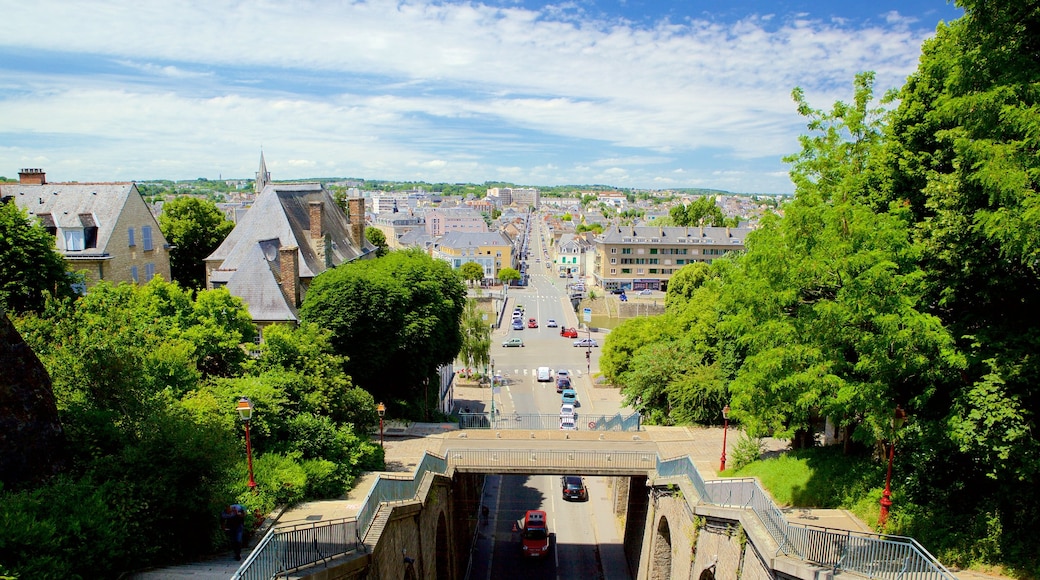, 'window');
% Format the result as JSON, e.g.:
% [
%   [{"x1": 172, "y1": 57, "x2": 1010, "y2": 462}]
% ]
[
  {"x1": 649, "y1": 269, "x2": 658, "y2": 274},
  {"x1": 637, "y1": 269, "x2": 644, "y2": 274},
  {"x1": 649, "y1": 248, "x2": 658, "y2": 254},
  {"x1": 142, "y1": 226, "x2": 154, "y2": 251},
  {"x1": 64, "y1": 229, "x2": 85, "y2": 251},
  {"x1": 128, "y1": 227, "x2": 136, "y2": 247},
  {"x1": 131, "y1": 265, "x2": 139, "y2": 283},
  {"x1": 621, "y1": 248, "x2": 632, "y2": 254},
  {"x1": 621, "y1": 268, "x2": 631, "y2": 274},
  {"x1": 610, "y1": 258, "x2": 617, "y2": 264},
  {"x1": 145, "y1": 263, "x2": 155, "y2": 280},
  {"x1": 610, "y1": 248, "x2": 617, "y2": 254},
  {"x1": 610, "y1": 268, "x2": 616, "y2": 274}
]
